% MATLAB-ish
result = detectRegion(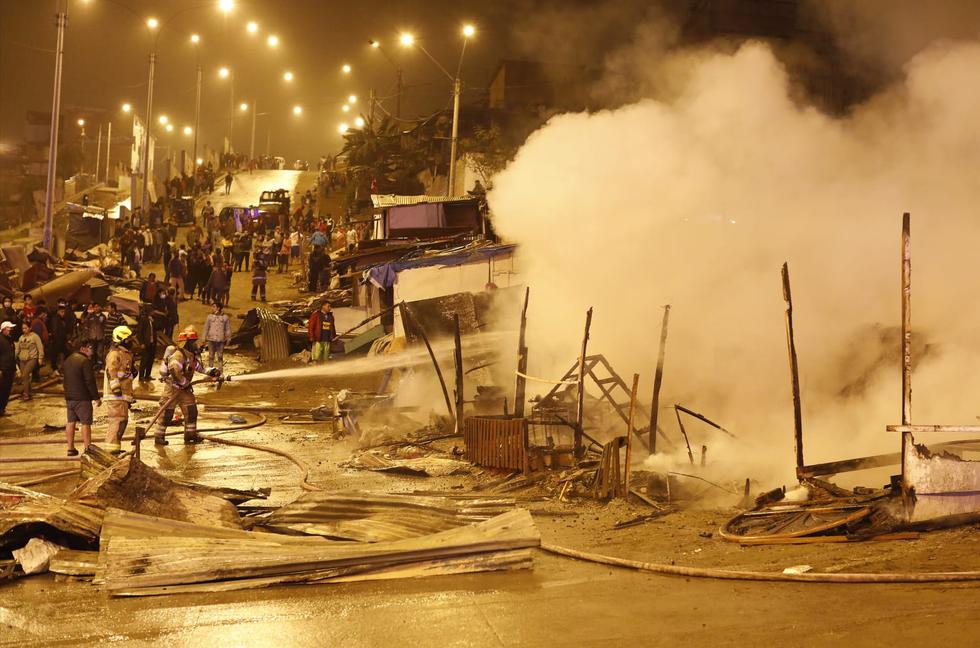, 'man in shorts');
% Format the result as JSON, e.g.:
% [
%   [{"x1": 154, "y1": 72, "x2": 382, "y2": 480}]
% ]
[{"x1": 61, "y1": 340, "x2": 101, "y2": 456}]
